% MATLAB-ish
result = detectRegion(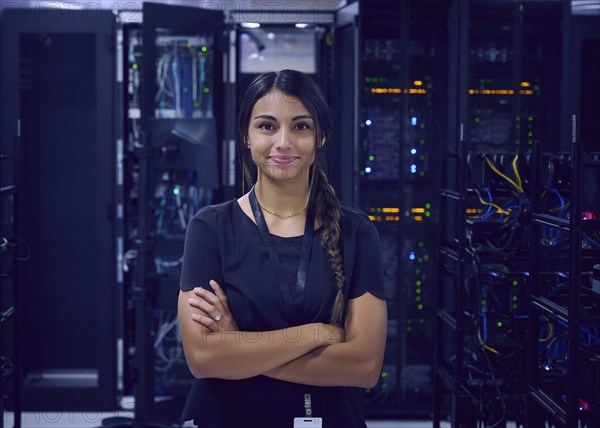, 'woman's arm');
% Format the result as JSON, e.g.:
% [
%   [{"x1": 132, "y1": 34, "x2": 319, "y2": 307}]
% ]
[
  {"x1": 262, "y1": 292, "x2": 387, "y2": 388},
  {"x1": 178, "y1": 286, "x2": 343, "y2": 380}
]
